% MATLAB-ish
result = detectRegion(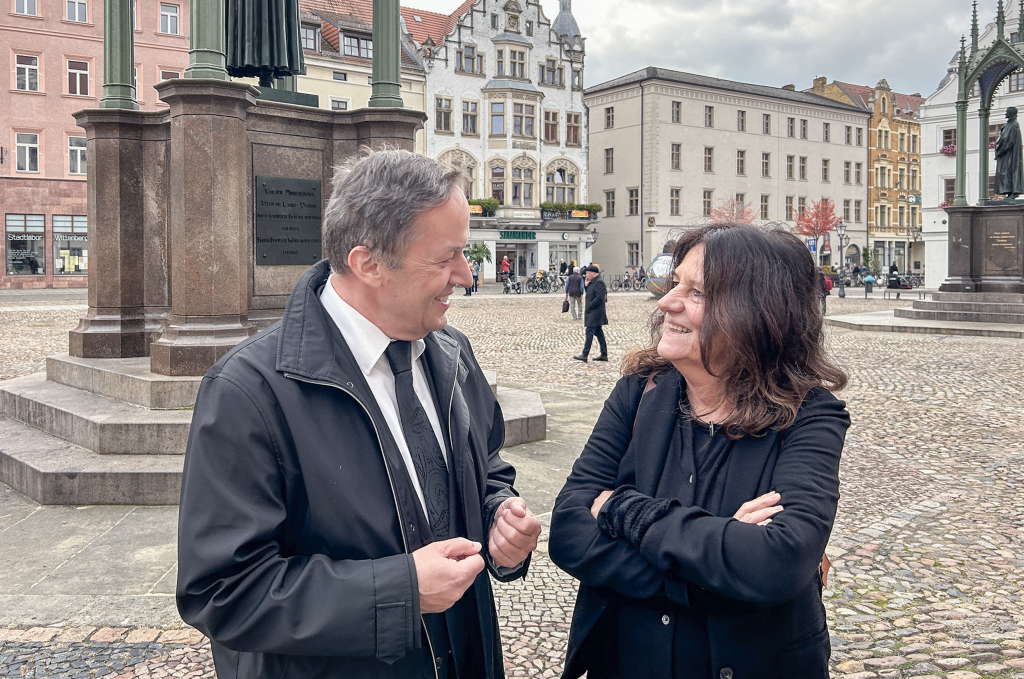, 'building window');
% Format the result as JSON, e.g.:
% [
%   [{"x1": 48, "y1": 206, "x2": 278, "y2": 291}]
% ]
[
  {"x1": 15, "y1": 0, "x2": 37, "y2": 14},
  {"x1": 911, "y1": 134, "x2": 918, "y2": 153},
  {"x1": 737, "y1": 110, "x2": 746, "y2": 132},
  {"x1": 898, "y1": 205, "x2": 905, "y2": 228},
  {"x1": 68, "y1": 136, "x2": 86, "y2": 175},
  {"x1": 942, "y1": 128, "x2": 956, "y2": 147},
  {"x1": 702, "y1": 190, "x2": 713, "y2": 217},
  {"x1": 540, "y1": 59, "x2": 562, "y2": 86},
  {"x1": 854, "y1": 200, "x2": 862, "y2": 222},
  {"x1": 787, "y1": 117, "x2": 795, "y2": 137},
  {"x1": 525, "y1": 20, "x2": 533, "y2": 36},
  {"x1": 490, "y1": 13, "x2": 498, "y2": 28},
  {"x1": 67, "y1": 60, "x2": 90, "y2": 96},
  {"x1": 843, "y1": 161, "x2": 851, "y2": 183},
  {"x1": 16, "y1": 132, "x2": 39, "y2": 173},
  {"x1": 898, "y1": 168, "x2": 905, "y2": 190},
  {"x1": 160, "y1": 69, "x2": 180, "y2": 81},
  {"x1": 546, "y1": 167, "x2": 577, "y2": 203},
  {"x1": 857, "y1": 128, "x2": 863, "y2": 146},
  {"x1": 899, "y1": 132, "x2": 906, "y2": 152},
  {"x1": 761, "y1": 152, "x2": 770, "y2": 177},
  {"x1": 495, "y1": 49, "x2": 504, "y2": 76},
  {"x1": 944, "y1": 178, "x2": 955, "y2": 203},
  {"x1": 435, "y1": 97, "x2": 452, "y2": 132},
  {"x1": 605, "y1": 190, "x2": 615, "y2": 217},
  {"x1": 490, "y1": 102, "x2": 505, "y2": 135},
  {"x1": 332, "y1": 71, "x2": 347, "y2": 81},
  {"x1": 669, "y1": 188, "x2": 681, "y2": 215},
  {"x1": 344, "y1": 36, "x2": 372, "y2": 58},
  {"x1": 822, "y1": 122, "x2": 830, "y2": 142},
  {"x1": 160, "y1": 3, "x2": 179, "y2": 34},
  {"x1": 671, "y1": 101, "x2": 681, "y2": 123},
  {"x1": 821, "y1": 159, "x2": 830, "y2": 182},
  {"x1": 798, "y1": 156, "x2": 807, "y2": 180},
  {"x1": 509, "y1": 50, "x2": 525, "y2": 78},
  {"x1": 491, "y1": 165, "x2": 505, "y2": 204},
  {"x1": 671, "y1": 143, "x2": 681, "y2": 170},
  {"x1": 760, "y1": 195, "x2": 769, "y2": 220},
  {"x1": 797, "y1": 197, "x2": 806, "y2": 217},
  {"x1": 300, "y1": 25, "x2": 318, "y2": 50},
  {"x1": 67, "y1": 0, "x2": 87, "y2": 22},
  {"x1": 330, "y1": 99, "x2": 348, "y2": 111},
  {"x1": 627, "y1": 242, "x2": 640, "y2": 268},
  {"x1": 881, "y1": 97, "x2": 887, "y2": 114},
  {"x1": 571, "y1": 69, "x2": 582, "y2": 90},
  {"x1": 910, "y1": 168, "x2": 918, "y2": 191},
  {"x1": 566, "y1": 113, "x2": 580, "y2": 145},
  {"x1": 845, "y1": 125, "x2": 852, "y2": 144},
  {"x1": 911, "y1": 206, "x2": 918, "y2": 228},
  {"x1": 15, "y1": 55, "x2": 39, "y2": 92},
  {"x1": 736, "y1": 150, "x2": 746, "y2": 175},
  {"x1": 800, "y1": 119, "x2": 808, "y2": 139},
  {"x1": 511, "y1": 168, "x2": 533, "y2": 206},
  {"x1": 463, "y1": 101, "x2": 478, "y2": 134},
  {"x1": 785, "y1": 196, "x2": 794, "y2": 221},
  {"x1": 53, "y1": 215, "x2": 88, "y2": 274},
  {"x1": 604, "y1": 148, "x2": 614, "y2": 174},
  {"x1": 1010, "y1": 72, "x2": 1024, "y2": 92},
  {"x1": 786, "y1": 155, "x2": 794, "y2": 179},
  {"x1": 855, "y1": 162, "x2": 863, "y2": 184},
  {"x1": 513, "y1": 103, "x2": 535, "y2": 136},
  {"x1": 457, "y1": 45, "x2": 483, "y2": 74},
  {"x1": 843, "y1": 199, "x2": 851, "y2": 221},
  {"x1": 763, "y1": 113, "x2": 771, "y2": 135},
  {"x1": 704, "y1": 105, "x2": 714, "y2": 127},
  {"x1": 605, "y1": 106, "x2": 614, "y2": 129},
  {"x1": 703, "y1": 147, "x2": 714, "y2": 172},
  {"x1": 628, "y1": 188, "x2": 639, "y2": 215},
  {"x1": 5, "y1": 214, "x2": 46, "y2": 275}
]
